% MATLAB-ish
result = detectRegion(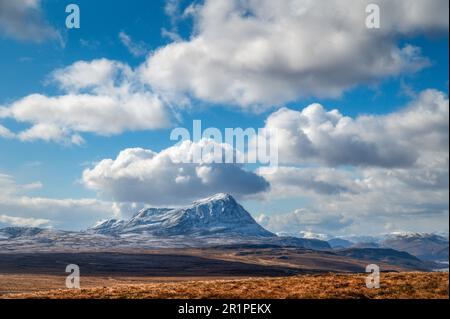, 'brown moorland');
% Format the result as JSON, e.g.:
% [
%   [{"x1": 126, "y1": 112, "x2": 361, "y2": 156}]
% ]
[{"x1": 4, "y1": 272, "x2": 448, "y2": 299}]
